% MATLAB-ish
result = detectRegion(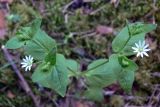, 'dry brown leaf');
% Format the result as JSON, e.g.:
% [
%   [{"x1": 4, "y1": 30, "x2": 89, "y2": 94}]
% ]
[
  {"x1": 7, "y1": 90, "x2": 15, "y2": 99},
  {"x1": 96, "y1": 25, "x2": 113, "y2": 35},
  {"x1": 83, "y1": 0, "x2": 95, "y2": 2},
  {"x1": 75, "y1": 101, "x2": 90, "y2": 107},
  {"x1": 0, "y1": 0, "x2": 13, "y2": 4},
  {"x1": 0, "y1": 9, "x2": 7, "y2": 39},
  {"x1": 110, "y1": 0, "x2": 117, "y2": 4},
  {"x1": 0, "y1": 10, "x2": 6, "y2": 28}
]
